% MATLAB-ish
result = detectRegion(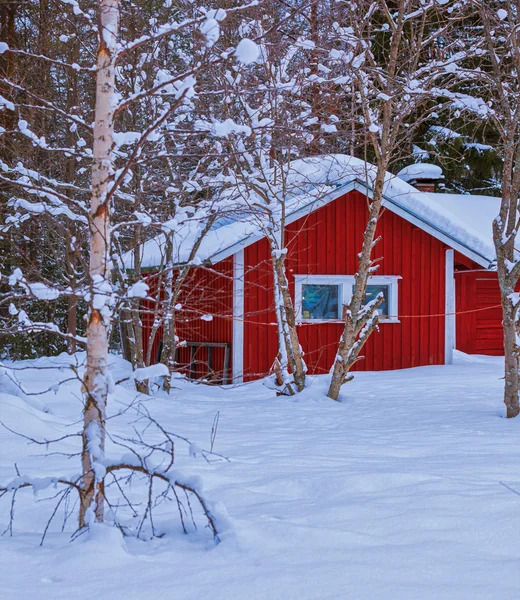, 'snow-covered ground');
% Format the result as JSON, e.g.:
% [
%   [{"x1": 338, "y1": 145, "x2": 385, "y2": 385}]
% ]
[{"x1": 1, "y1": 351, "x2": 520, "y2": 600}]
